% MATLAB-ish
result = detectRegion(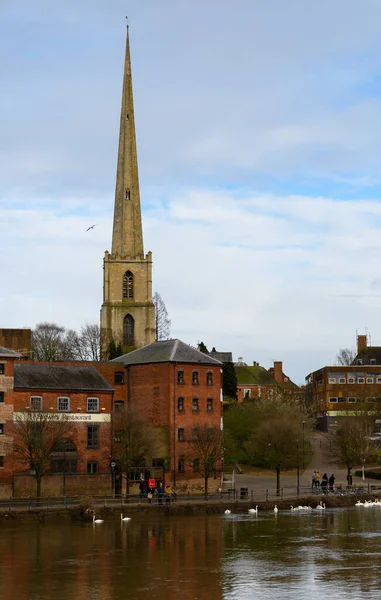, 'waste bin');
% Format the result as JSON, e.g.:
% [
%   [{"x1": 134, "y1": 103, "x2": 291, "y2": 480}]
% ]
[{"x1": 240, "y1": 487, "x2": 248, "y2": 499}]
